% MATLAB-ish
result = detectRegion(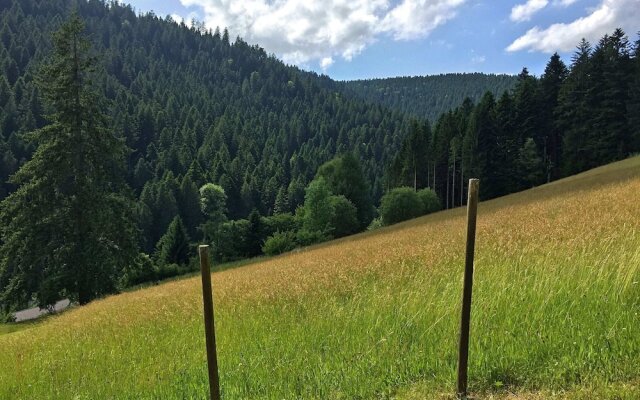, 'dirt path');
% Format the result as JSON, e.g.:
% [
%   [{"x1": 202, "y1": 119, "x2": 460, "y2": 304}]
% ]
[{"x1": 13, "y1": 299, "x2": 70, "y2": 322}]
